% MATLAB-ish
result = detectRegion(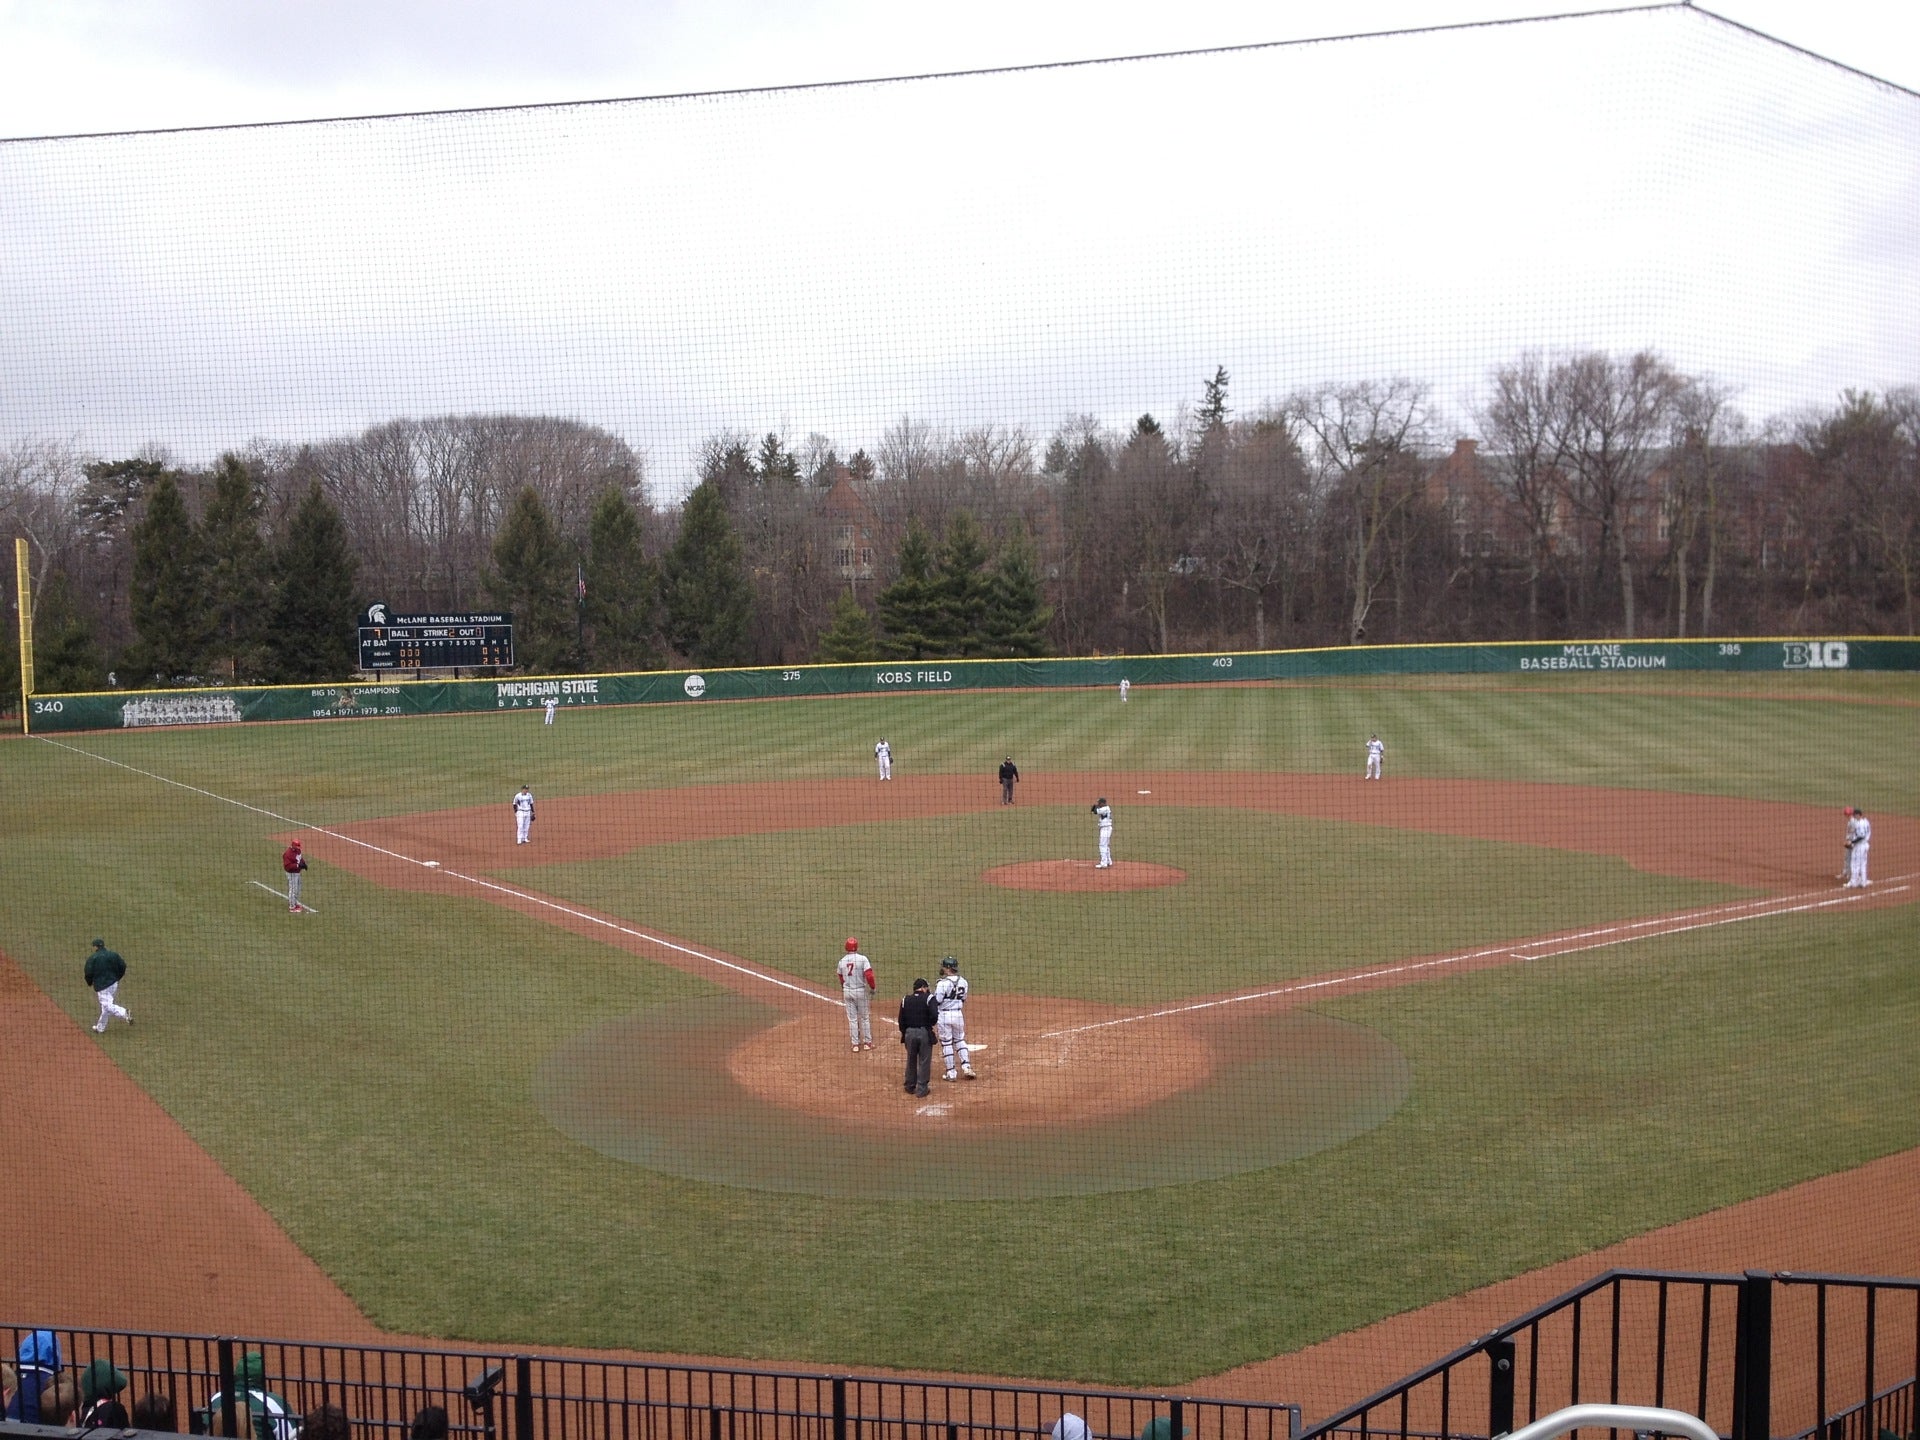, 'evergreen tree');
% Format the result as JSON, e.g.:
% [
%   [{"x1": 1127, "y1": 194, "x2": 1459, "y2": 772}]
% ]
[
  {"x1": 982, "y1": 522, "x2": 1053, "y2": 657},
  {"x1": 660, "y1": 479, "x2": 753, "y2": 665},
  {"x1": 815, "y1": 588, "x2": 880, "y2": 662},
  {"x1": 486, "y1": 486, "x2": 578, "y2": 673},
  {"x1": 875, "y1": 517, "x2": 942, "y2": 659},
  {"x1": 200, "y1": 453, "x2": 270, "y2": 681},
  {"x1": 934, "y1": 508, "x2": 994, "y2": 655},
  {"x1": 755, "y1": 433, "x2": 800, "y2": 485},
  {"x1": 127, "y1": 472, "x2": 210, "y2": 682},
  {"x1": 31, "y1": 571, "x2": 104, "y2": 693},
  {"x1": 582, "y1": 484, "x2": 661, "y2": 671},
  {"x1": 269, "y1": 483, "x2": 360, "y2": 682}
]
